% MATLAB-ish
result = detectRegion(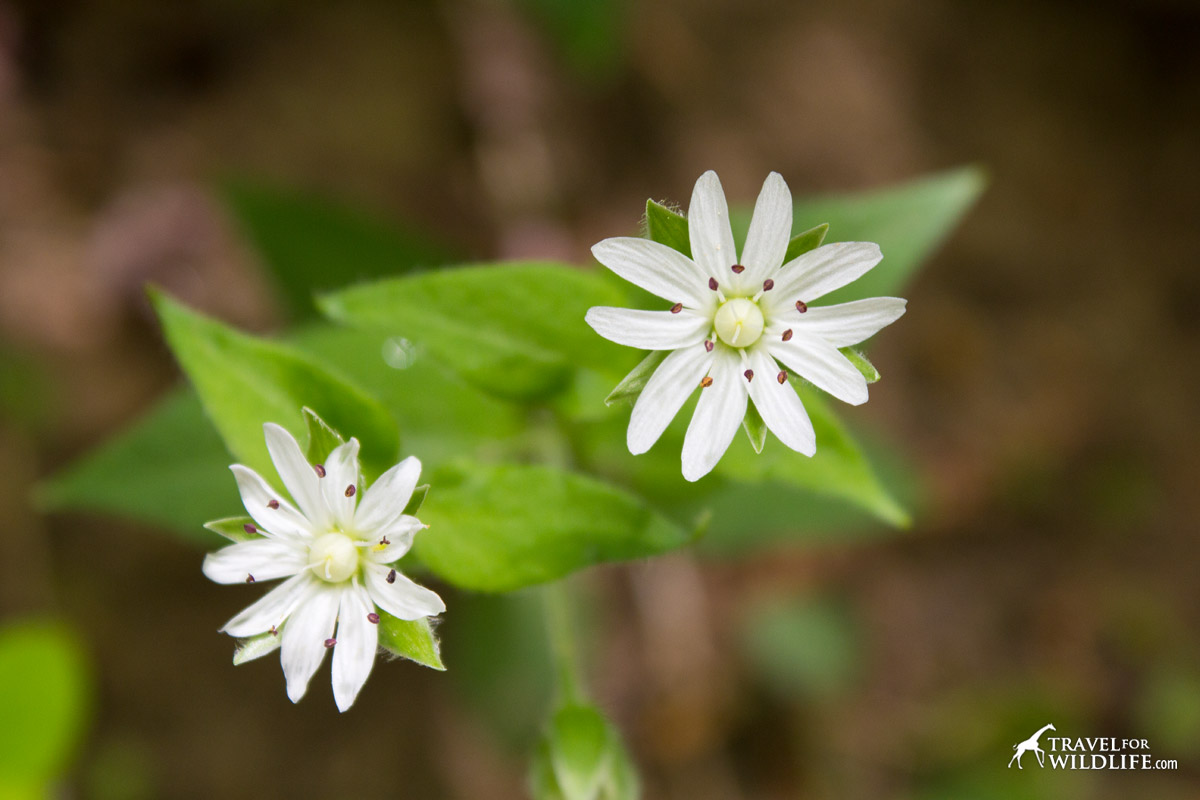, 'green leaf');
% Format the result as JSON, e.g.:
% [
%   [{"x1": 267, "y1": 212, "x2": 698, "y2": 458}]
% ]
[
  {"x1": 0, "y1": 621, "x2": 90, "y2": 793},
  {"x1": 36, "y1": 390, "x2": 238, "y2": 543},
  {"x1": 783, "y1": 222, "x2": 828, "y2": 263},
  {"x1": 319, "y1": 262, "x2": 633, "y2": 402},
  {"x1": 220, "y1": 180, "x2": 456, "y2": 318},
  {"x1": 403, "y1": 484, "x2": 429, "y2": 516},
  {"x1": 203, "y1": 516, "x2": 260, "y2": 543},
  {"x1": 302, "y1": 407, "x2": 345, "y2": 464},
  {"x1": 792, "y1": 167, "x2": 985, "y2": 303},
  {"x1": 232, "y1": 630, "x2": 281, "y2": 665},
  {"x1": 644, "y1": 200, "x2": 691, "y2": 257},
  {"x1": 377, "y1": 613, "x2": 444, "y2": 670},
  {"x1": 839, "y1": 347, "x2": 880, "y2": 383},
  {"x1": 416, "y1": 461, "x2": 692, "y2": 592},
  {"x1": 742, "y1": 404, "x2": 767, "y2": 454},
  {"x1": 531, "y1": 704, "x2": 640, "y2": 800},
  {"x1": 604, "y1": 351, "x2": 668, "y2": 408},
  {"x1": 149, "y1": 289, "x2": 399, "y2": 483},
  {"x1": 716, "y1": 386, "x2": 909, "y2": 528}
]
